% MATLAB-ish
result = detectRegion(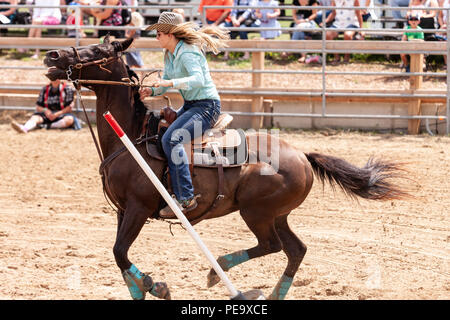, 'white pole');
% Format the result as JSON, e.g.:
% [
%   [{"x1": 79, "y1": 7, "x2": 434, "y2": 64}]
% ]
[{"x1": 103, "y1": 111, "x2": 243, "y2": 300}]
